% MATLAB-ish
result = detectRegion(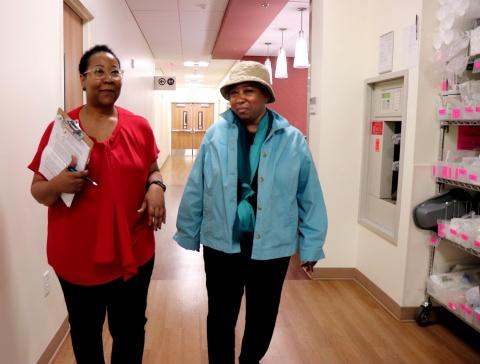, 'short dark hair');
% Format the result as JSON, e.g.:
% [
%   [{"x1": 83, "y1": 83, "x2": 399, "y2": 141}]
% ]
[{"x1": 78, "y1": 45, "x2": 121, "y2": 75}]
